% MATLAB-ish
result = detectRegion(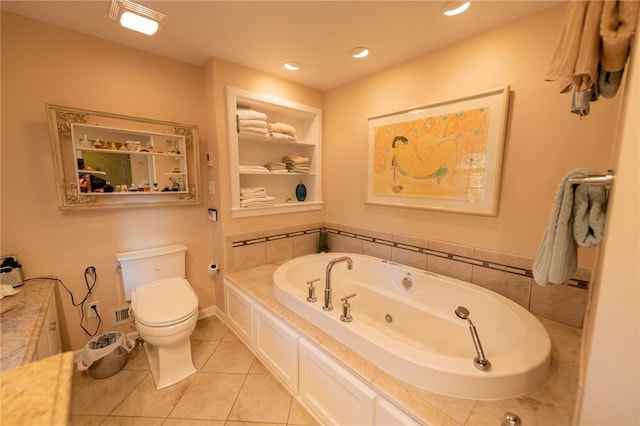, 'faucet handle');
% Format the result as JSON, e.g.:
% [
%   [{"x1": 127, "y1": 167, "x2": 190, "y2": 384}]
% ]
[
  {"x1": 340, "y1": 293, "x2": 356, "y2": 322},
  {"x1": 340, "y1": 293, "x2": 357, "y2": 302},
  {"x1": 306, "y1": 278, "x2": 320, "y2": 302}
]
